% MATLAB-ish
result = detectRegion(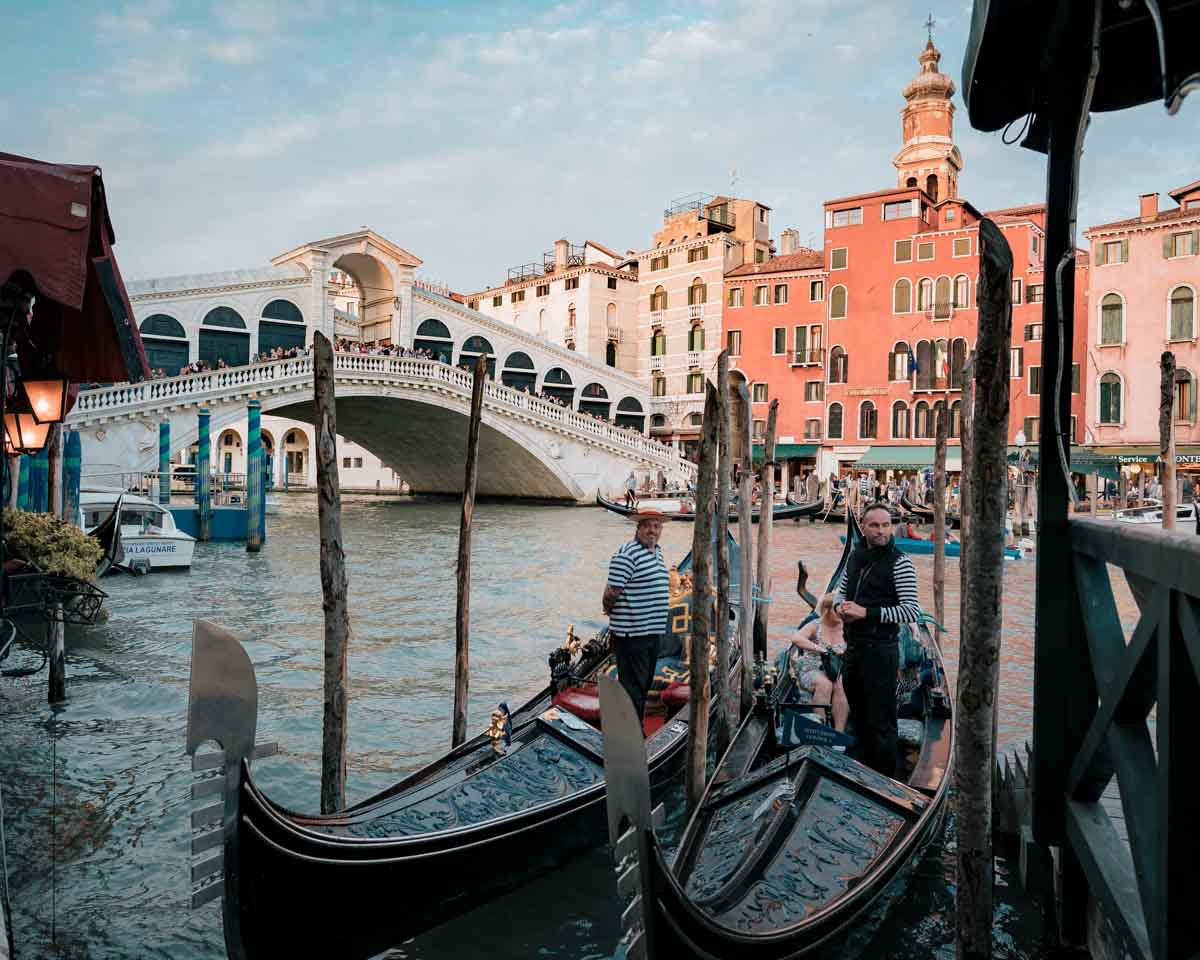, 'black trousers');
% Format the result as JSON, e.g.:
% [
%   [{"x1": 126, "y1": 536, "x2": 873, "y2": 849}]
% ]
[
  {"x1": 843, "y1": 639, "x2": 899, "y2": 778},
  {"x1": 613, "y1": 632, "x2": 660, "y2": 722}
]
